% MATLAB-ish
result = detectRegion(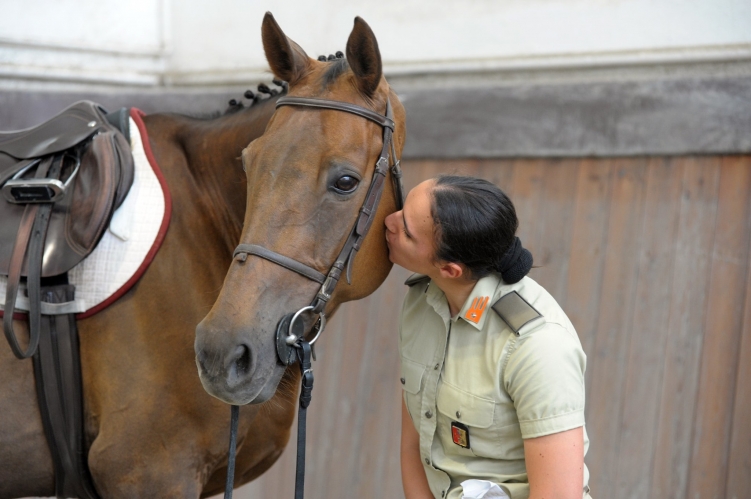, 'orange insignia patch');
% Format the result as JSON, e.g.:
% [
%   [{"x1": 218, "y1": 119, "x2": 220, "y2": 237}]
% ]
[{"x1": 464, "y1": 296, "x2": 489, "y2": 324}]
